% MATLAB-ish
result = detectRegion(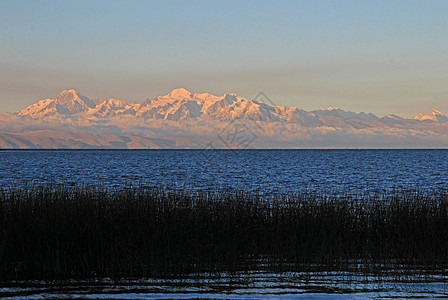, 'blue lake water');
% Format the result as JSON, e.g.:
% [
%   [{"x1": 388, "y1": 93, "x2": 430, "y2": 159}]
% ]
[
  {"x1": 2, "y1": 271, "x2": 447, "y2": 299},
  {"x1": 1, "y1": 149, "x2": 447, "y2": 192},
  {"x1": 2, "y1": 150, "x2": 448, "y2": 298}
]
